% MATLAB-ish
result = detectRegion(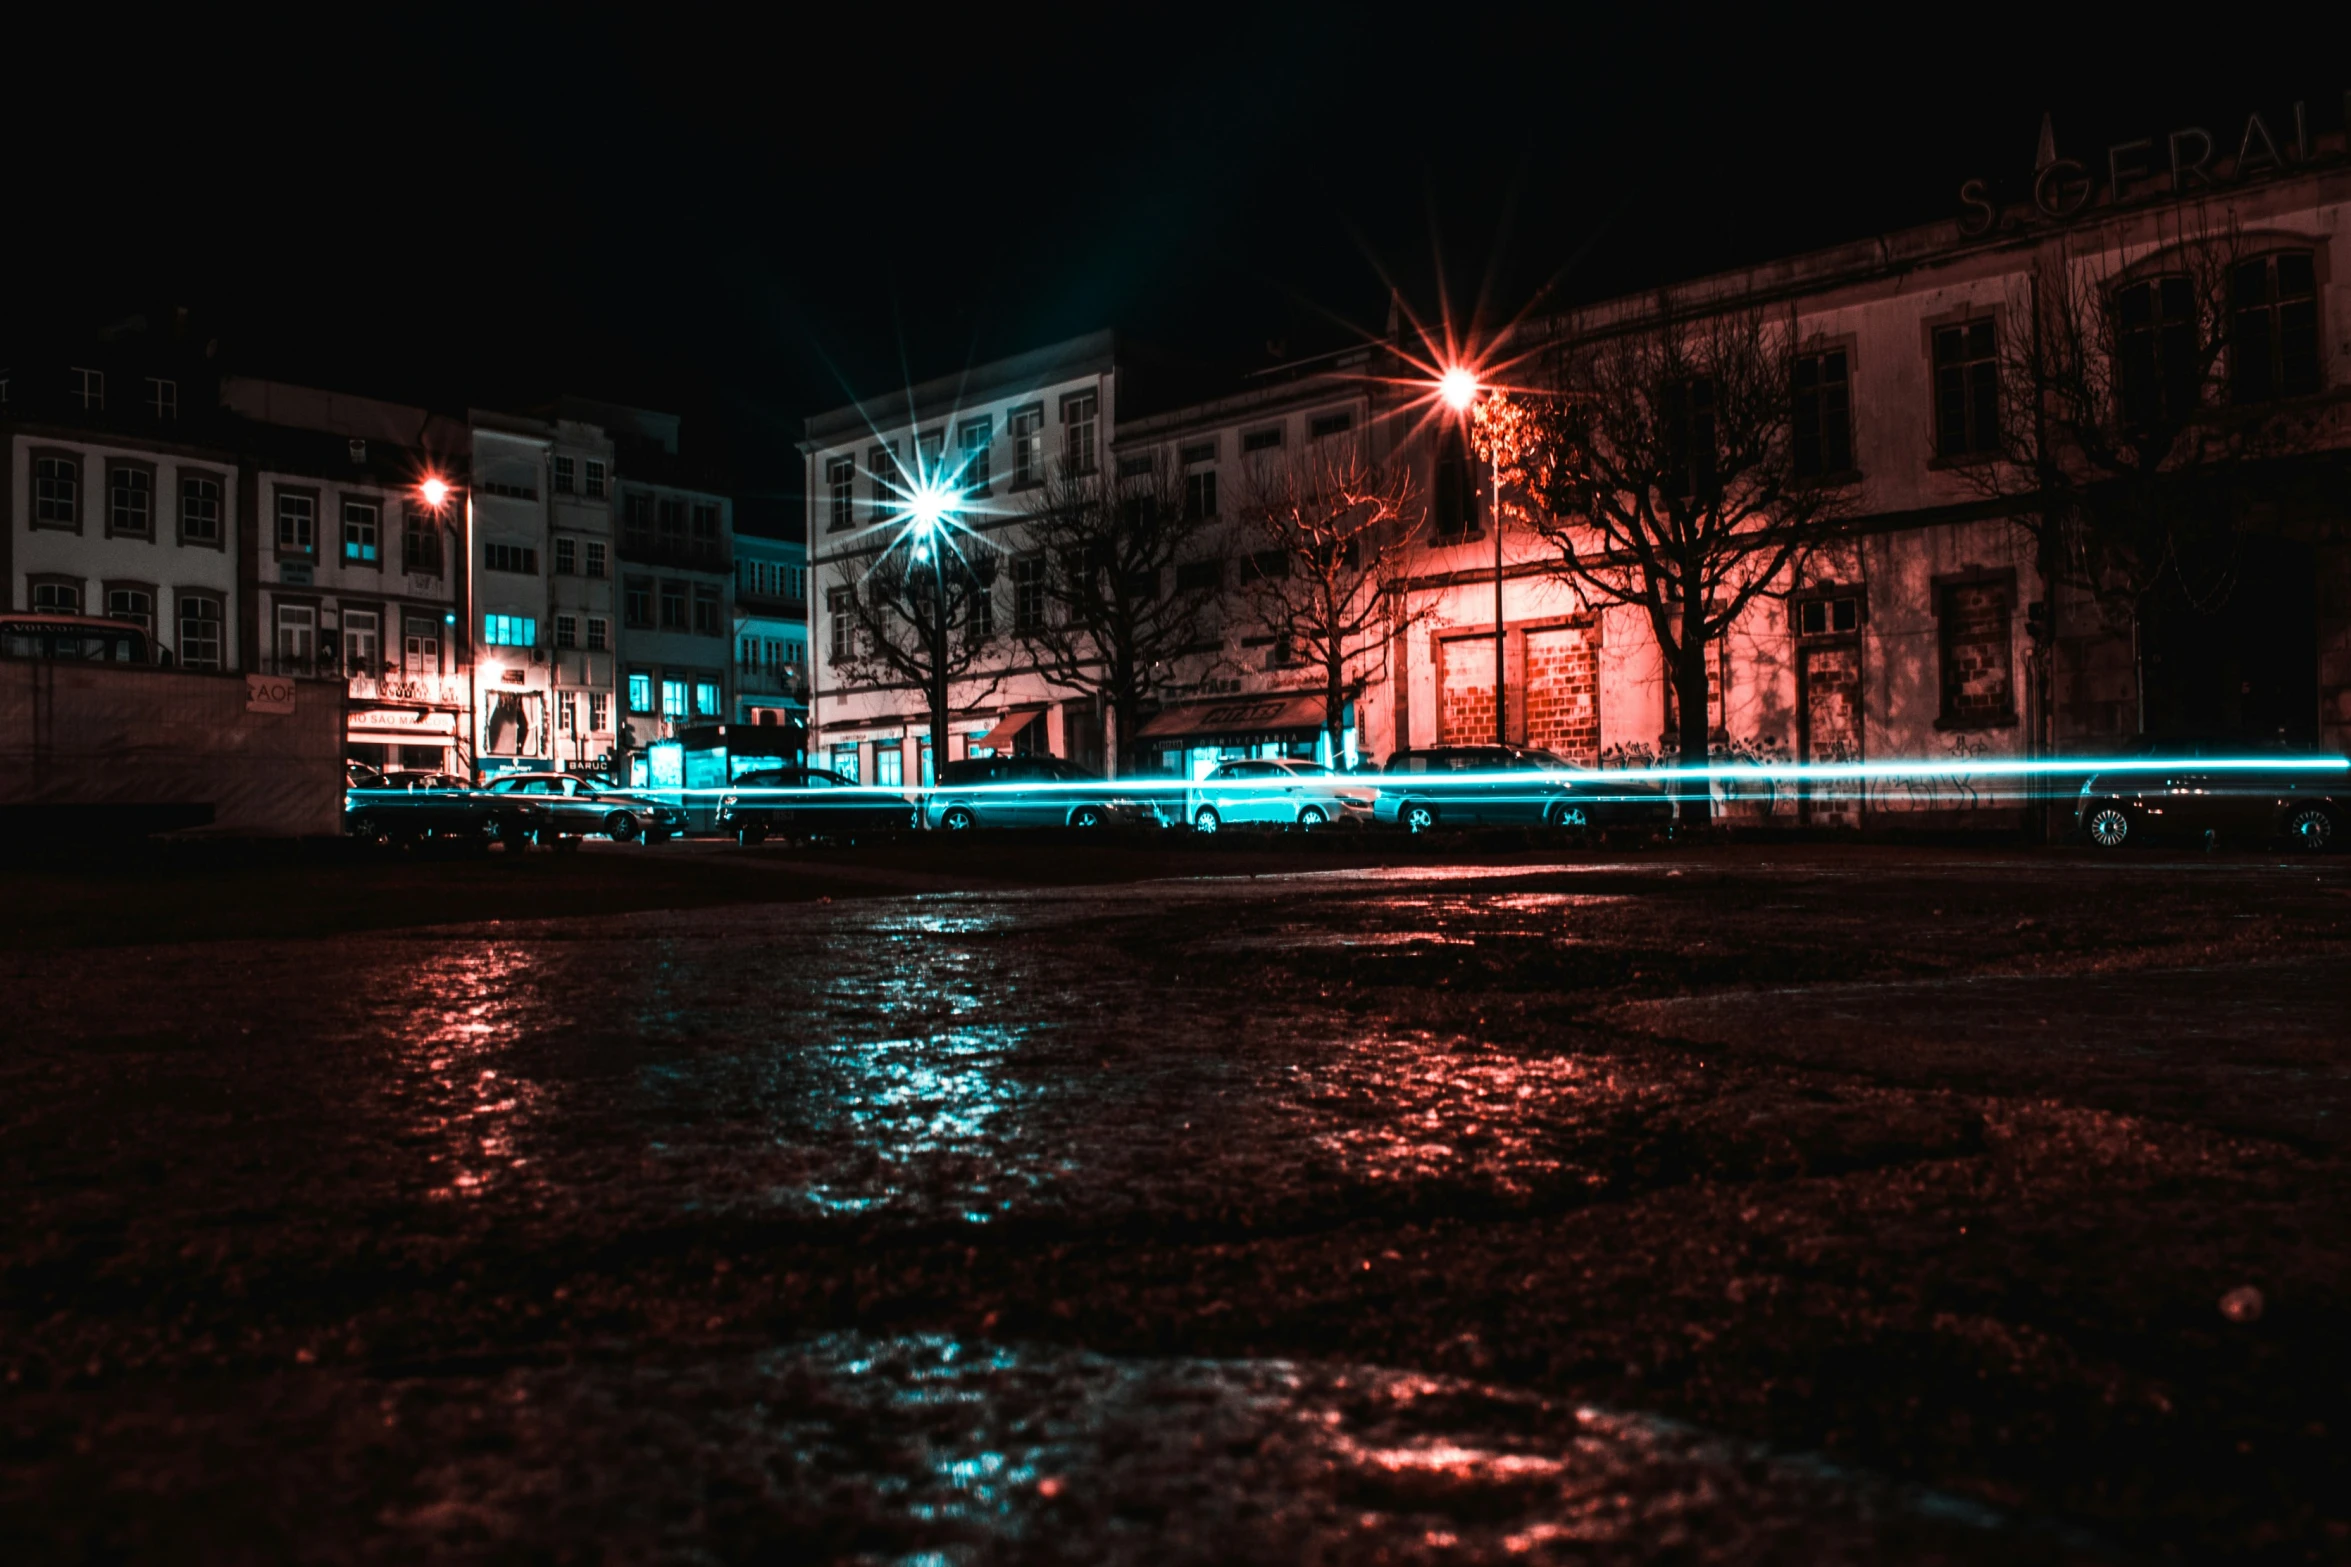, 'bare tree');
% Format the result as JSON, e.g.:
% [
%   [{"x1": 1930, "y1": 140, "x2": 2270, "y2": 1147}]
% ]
[
  {"x1": 827, "y1": 538, "x2": 1001, "y2": 774},
  {"x1": 1015, "y1": 457, "x2": 1224, "y2": 774},
  {"x1": 1479, "y1": 304, "x2": 1849, "y2": 827},
  {"x1": 1235, "y1": 444, "x2": 1426, "y2": 764}
]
